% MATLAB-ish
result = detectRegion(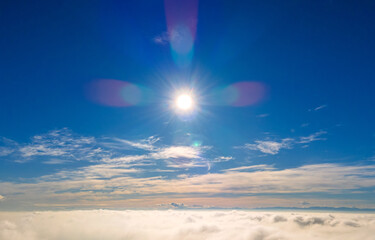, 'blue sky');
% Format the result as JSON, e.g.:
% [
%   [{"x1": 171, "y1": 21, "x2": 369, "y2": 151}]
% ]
[{"x1": 0, "y1": 0, "x2": 374, "y2": 210}]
